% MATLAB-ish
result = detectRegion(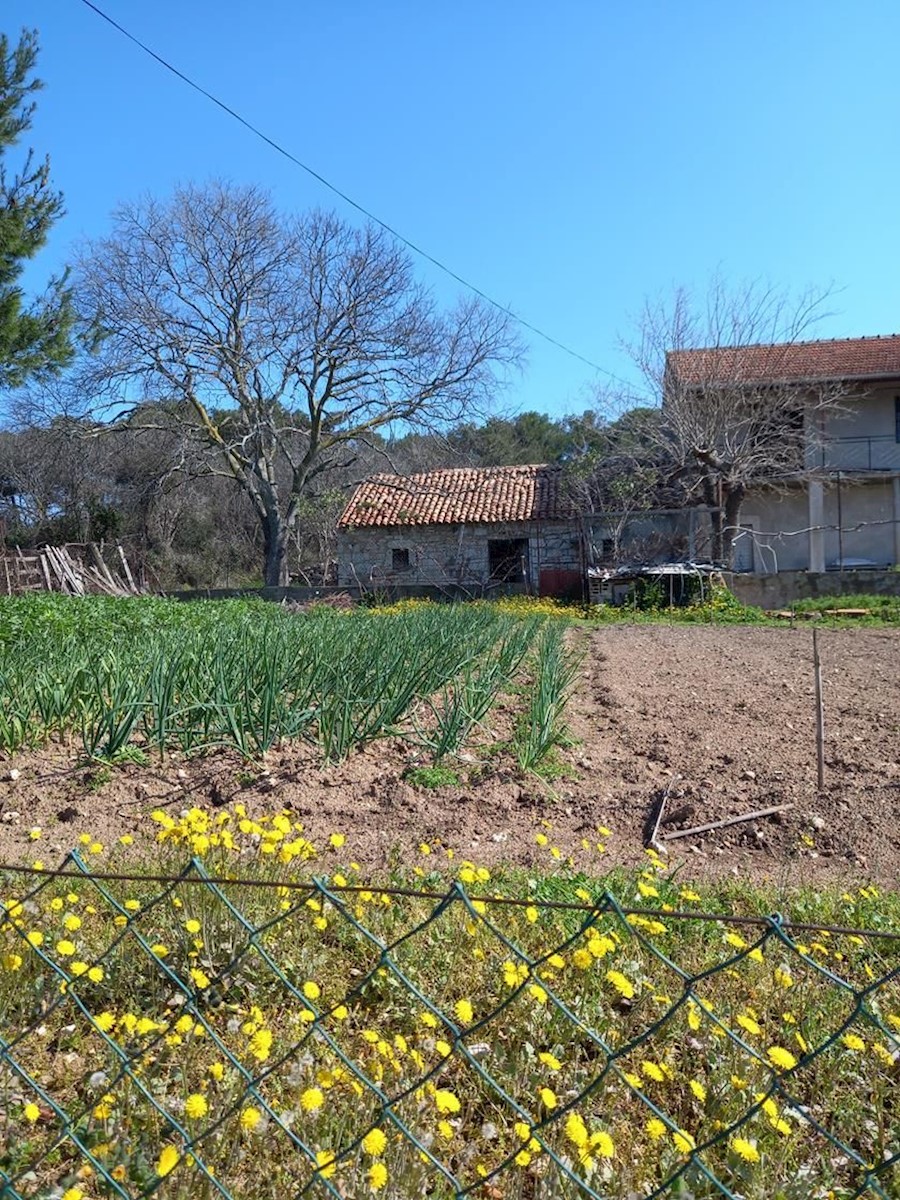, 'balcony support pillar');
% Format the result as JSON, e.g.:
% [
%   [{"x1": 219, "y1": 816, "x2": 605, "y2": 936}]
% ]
[{"x1": 808, "y1": 479, "x2": 825, "y2": 572}]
